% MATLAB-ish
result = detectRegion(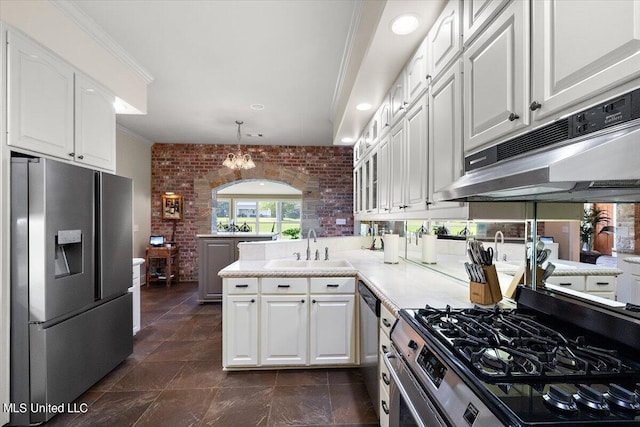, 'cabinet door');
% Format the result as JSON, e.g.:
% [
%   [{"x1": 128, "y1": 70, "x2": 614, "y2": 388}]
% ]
[
  {"x1": 363, "y1": 156, "x2": 371, "y2": 212},
  {"x1": 378, "y1": 136, "x2": 390, "y2": 213},
  {"x1": 75, "y1": 74, "x2": 116, "y2": 171},
  {"x1": 532, "y1": 0, "x2": 640, "y2": 122},
  {"x1": 370, "y1": 149, "x2": 378, "y2": 212},
  {"x1": 405, "y1": 95, "x2": 428, "y2": 211},
  {"x1": 260, "y1": 295, "x2": 307, "y2": 365},
  {"x1": 406, "y1": 39, "x2": 428, "y2": 106},
  {"x1": 7, "y1": 31, "x2": 74, "y2": 159},
  {"x1": 389, "y1": 122, "x2": 405, "y2": 212},
  {"x1": 353, "y1": 166, "x2": 361, "y2": 213},
  {"x1": 378, "y1": 99, "x2": 392, "y2": 136},
  {"x1": 390, "y1": 71, "x2": 407, "y2": 124},
  {"x1": 430, "y1": 61, "x2": 464, "y2": 212},
  {"x1": 463, "y1": 0, "x2": 529, "y2": 152},
  {"x1": 198, "y1": 239, "x2": 234, "y2": 302},
  {"x1": 462, "y1": 0, "x2": 510, "y2": 45},
  {"x1": 310, "y1": 295, "x2": 355, "y2": 365},
  {"x1": 429, "y1": 0, "x2": 462, "y2": 79},
  {"x1": 224, "y1": 295, "x2": 258, "y2": 367}
]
